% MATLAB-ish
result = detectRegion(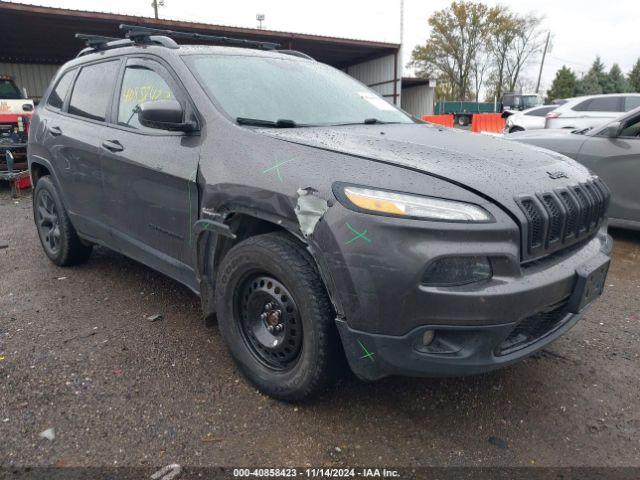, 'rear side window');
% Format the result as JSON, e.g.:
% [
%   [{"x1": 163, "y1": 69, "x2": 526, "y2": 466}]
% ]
[
  {"x1": 68, "y1": 60, "x2": 120, "y2": 121},
  {"x1": 525, "y1": 106, "x2": 555, "y2": 117},
  {"x1": 624, "y1": 96, "x2": 640, "y2": 112},
  {"x1": 574, "y1": 97, "x2": 622, "y2": 112},
  {"x1": 47, "y1": 70, "x2": 75, "y2": 109}
]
